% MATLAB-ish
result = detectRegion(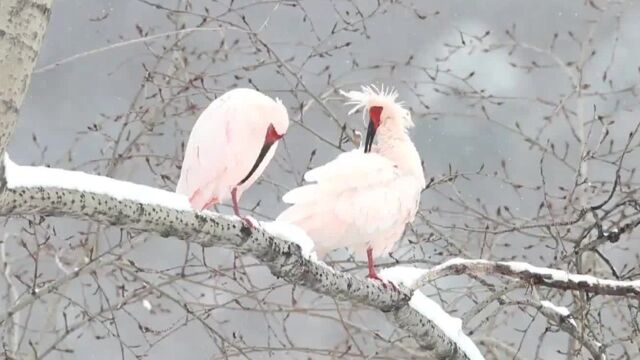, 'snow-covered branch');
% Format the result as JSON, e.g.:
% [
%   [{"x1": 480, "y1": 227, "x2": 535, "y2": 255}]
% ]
[
  {"x1": 390, "y1": 258, "x2": 640, "y2": 297},
  {"x1": 382, "y1": 260, "x2": 620, "y2": 359},
  {"x1": 382, "y1": 268, "x2": 484, "y2": 360},
  {"x1": 0, "y1": 158, "x2": 477, "y2": 360},
  {"x1": 521, "y1": 299, "x2": 605, "y2": 360}
]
